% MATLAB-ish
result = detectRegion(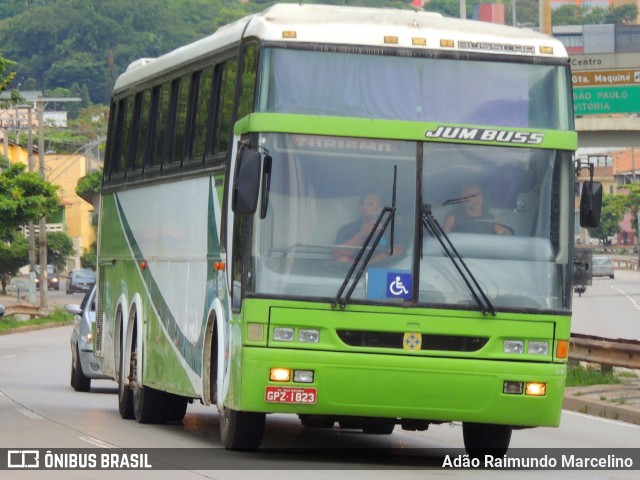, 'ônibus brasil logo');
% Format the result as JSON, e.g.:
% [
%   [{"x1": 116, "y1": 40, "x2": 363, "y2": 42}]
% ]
[{"x1": 425, "y1": 126, "x2": 544, "y2": 145}]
